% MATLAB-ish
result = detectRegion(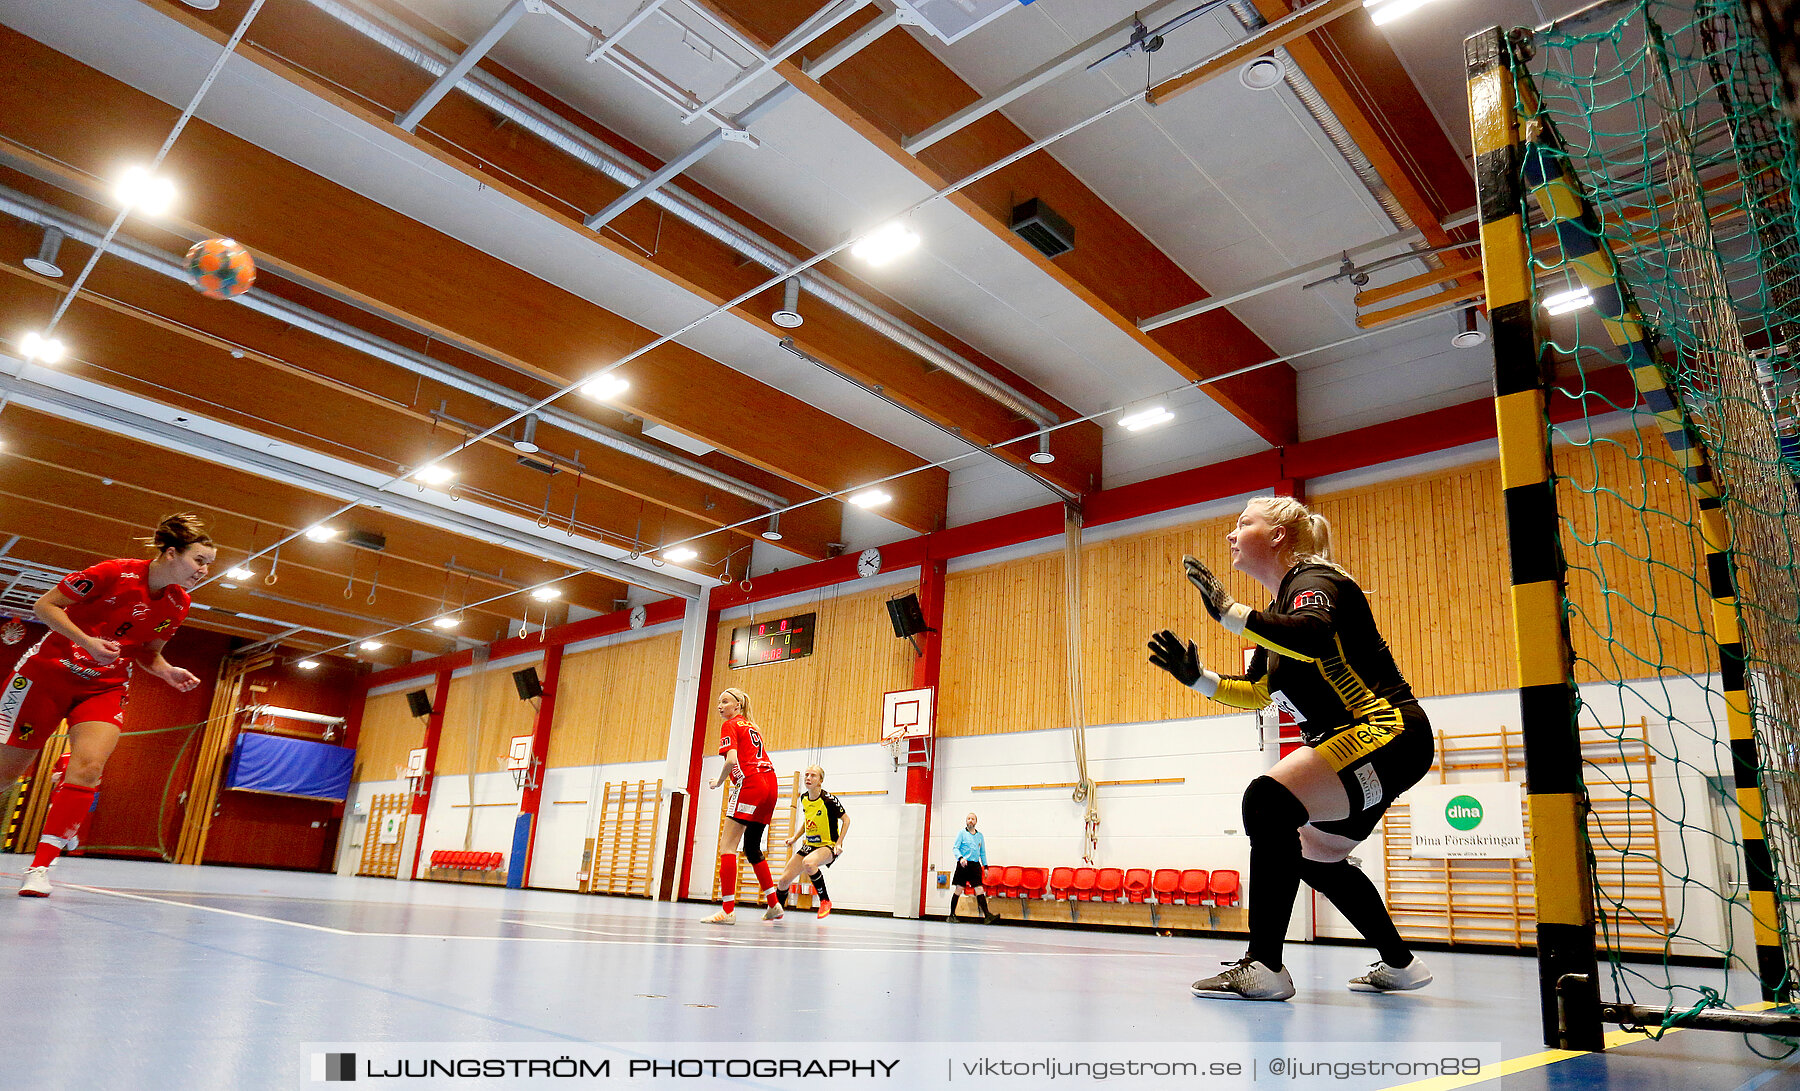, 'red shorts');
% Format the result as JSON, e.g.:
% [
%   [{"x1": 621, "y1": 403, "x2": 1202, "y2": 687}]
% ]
[
  {"x1": 726, "y1": 770, "x2": 778, "y2": 825},
  {"x1": 0, "y1": 656, "x2": 128, "y2": 749}
]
